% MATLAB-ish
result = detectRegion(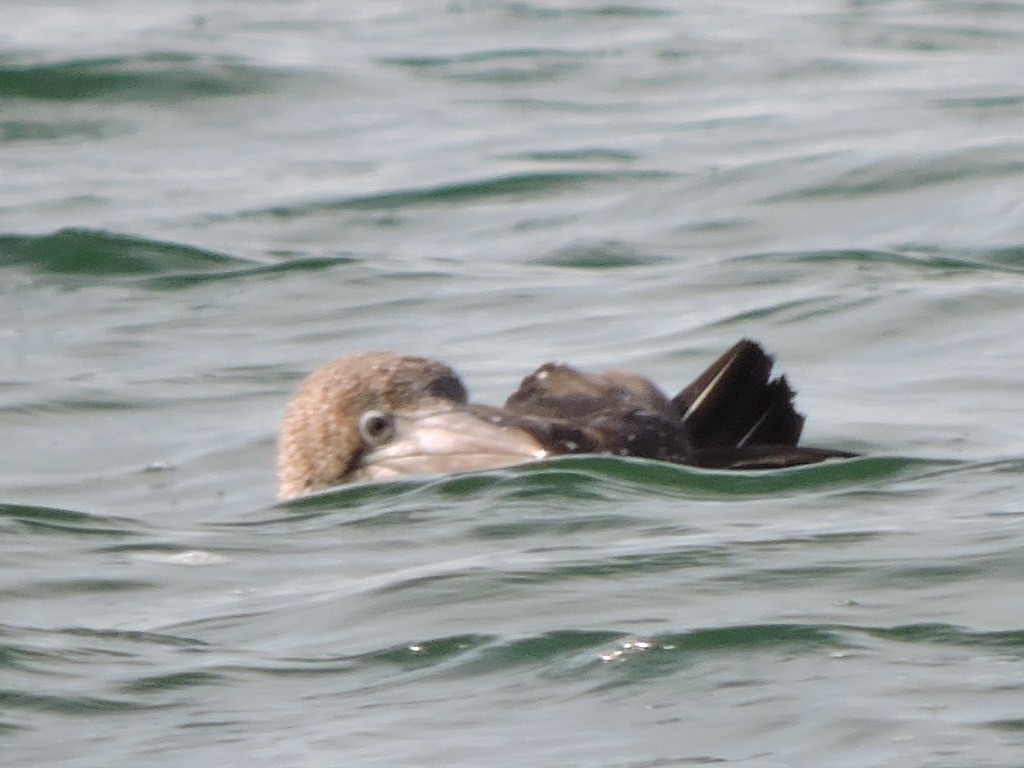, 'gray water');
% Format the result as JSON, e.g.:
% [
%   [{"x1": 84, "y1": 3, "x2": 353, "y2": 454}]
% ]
[{"x1": 3, "y1": 2, "x2": 1024, "y2": 766}]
